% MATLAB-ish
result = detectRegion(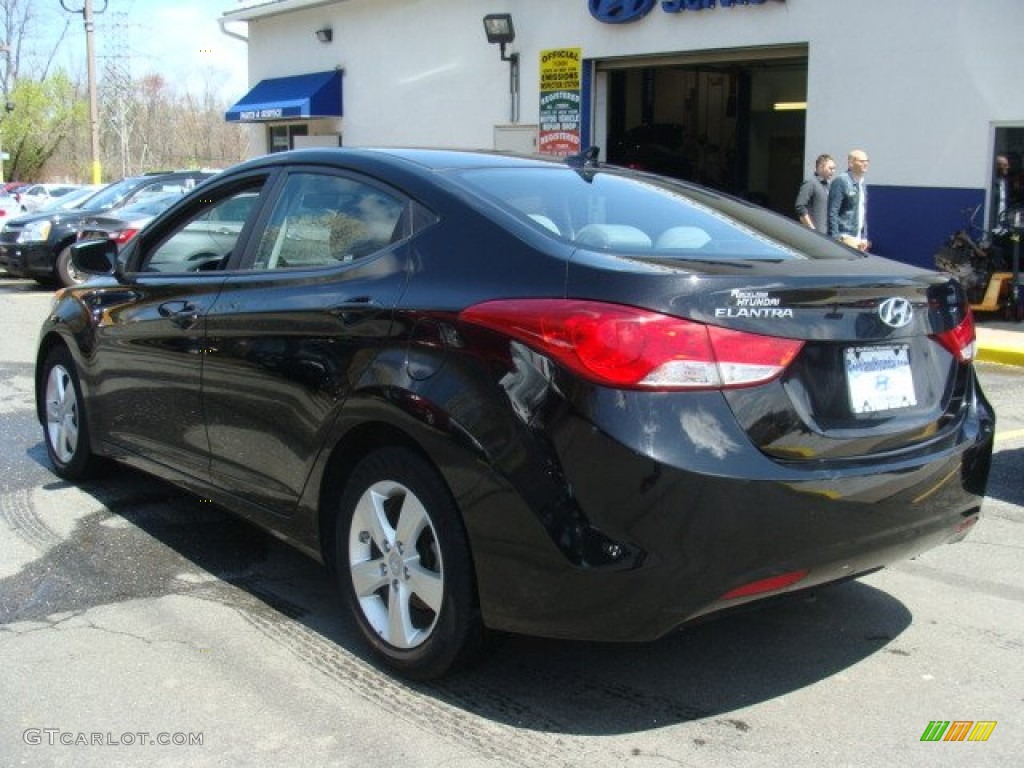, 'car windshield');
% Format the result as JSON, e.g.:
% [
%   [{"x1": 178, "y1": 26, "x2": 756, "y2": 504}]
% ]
[
  {"x1": 78, "y1": 178, "x2": 150, "y2": 212},
  {"x1": 32, "y1": 185, "x2": 80, "y2": 198},
  {"x1": 81, "y1": 176, "x2": 197, "y2": 213},
  {"x1": 452, "y1": 167, "x2": 856, "y2": 262}
]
